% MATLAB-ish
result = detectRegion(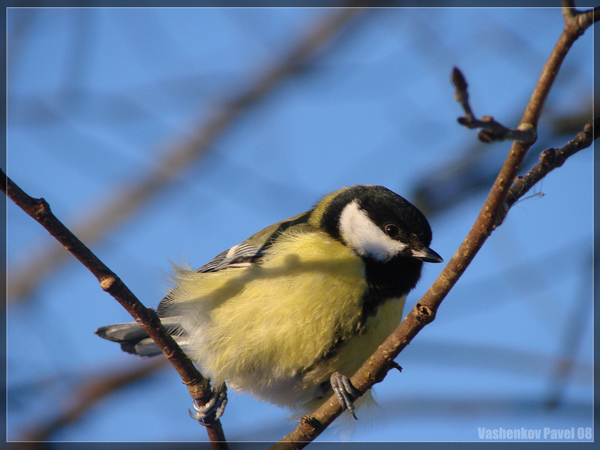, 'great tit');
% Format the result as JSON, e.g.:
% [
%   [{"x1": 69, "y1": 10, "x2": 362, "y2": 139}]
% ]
[{"x1": 96, "y1": 185, "x2": 442, "y2": 422}]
